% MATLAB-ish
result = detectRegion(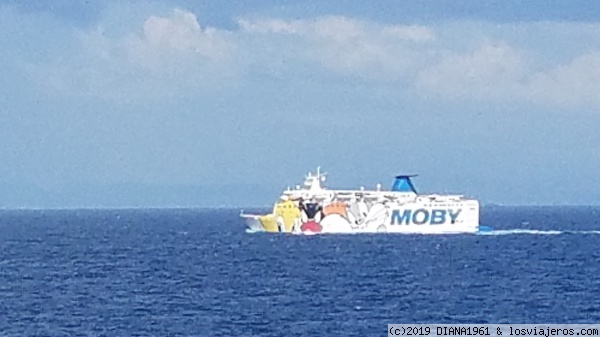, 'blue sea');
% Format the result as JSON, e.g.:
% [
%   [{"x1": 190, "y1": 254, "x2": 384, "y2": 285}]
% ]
[{"x1": 1, "y1": 206, "x2": 599, "y2": 336}]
